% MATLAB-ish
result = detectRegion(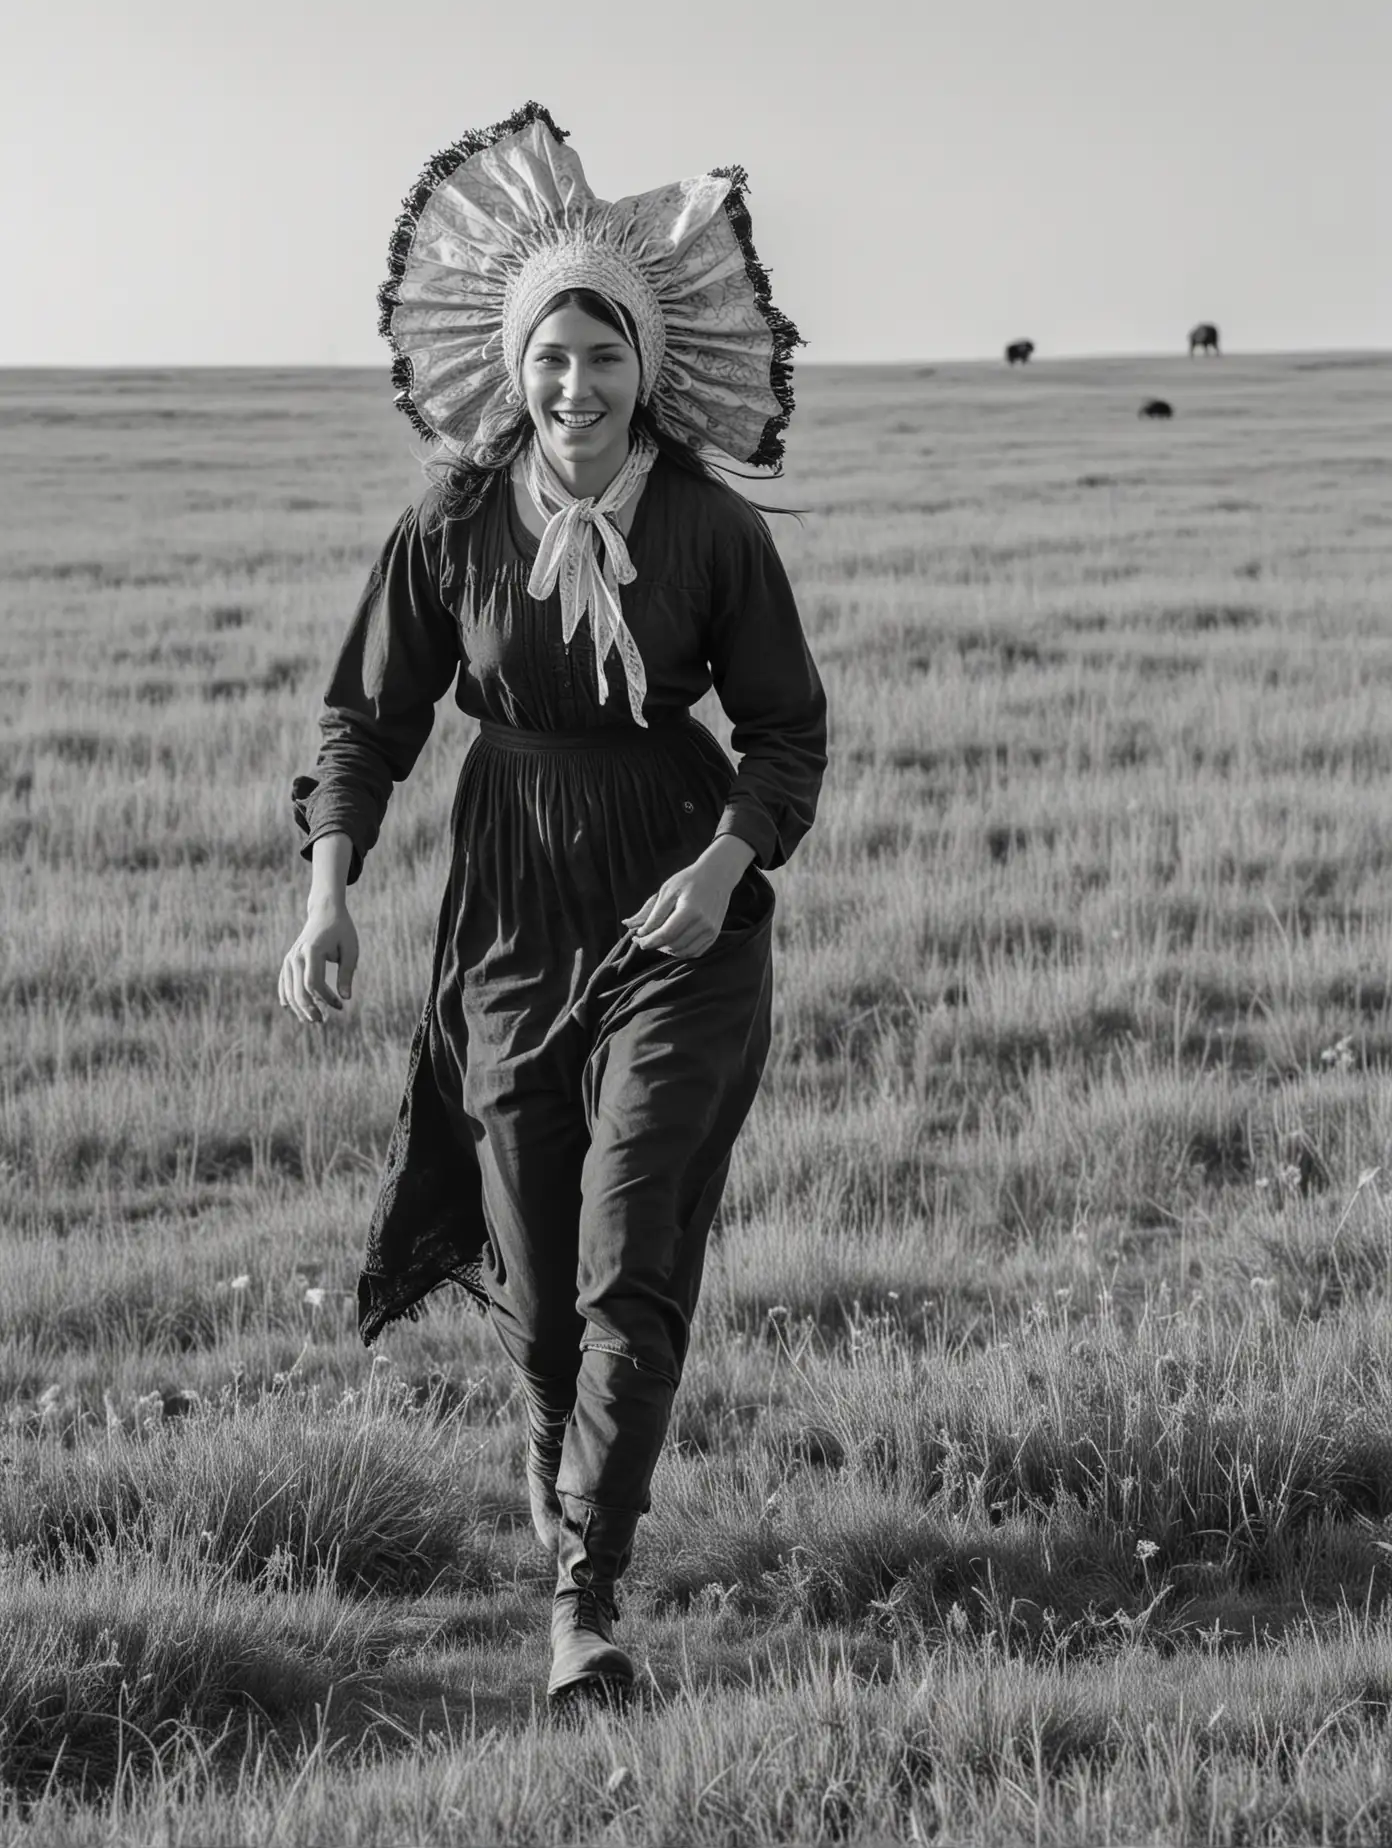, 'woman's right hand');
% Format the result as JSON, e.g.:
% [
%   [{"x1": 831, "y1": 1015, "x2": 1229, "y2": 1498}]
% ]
[{"x1": 279, "y1": 899, "x2": 359, "y2": 1026}]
